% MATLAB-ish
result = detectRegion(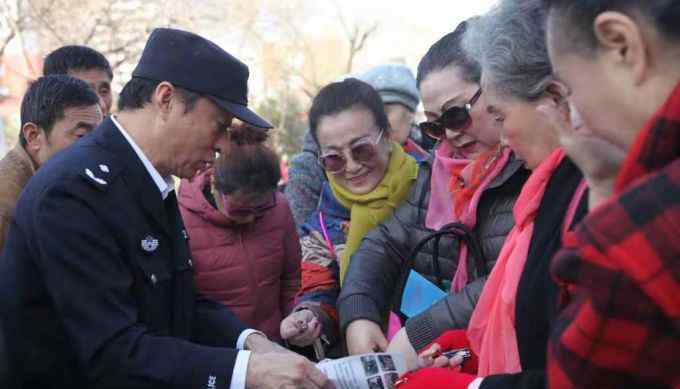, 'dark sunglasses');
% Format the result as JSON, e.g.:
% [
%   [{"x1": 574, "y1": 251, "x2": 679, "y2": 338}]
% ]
[
  {"x1": 221, "y1": 192, "x2": 277, "y2": 219},
  {"x1": 318, "y1": 130, "x2": 385, "y2": 173},
  {"x1": 419, "y1": 88, "x2": 483, "y2": 140}
]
